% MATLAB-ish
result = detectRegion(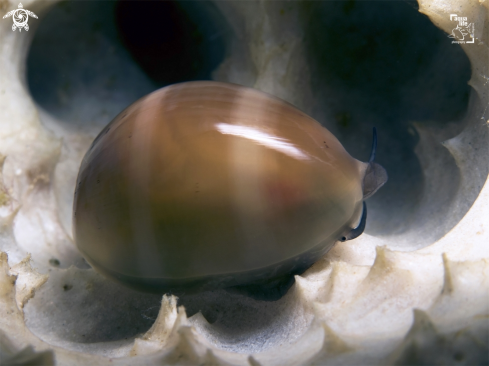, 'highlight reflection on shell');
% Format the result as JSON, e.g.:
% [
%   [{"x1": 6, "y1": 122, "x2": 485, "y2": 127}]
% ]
[{"x1": 73, "y1": 81, "x2": 386, "y2": 294}]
